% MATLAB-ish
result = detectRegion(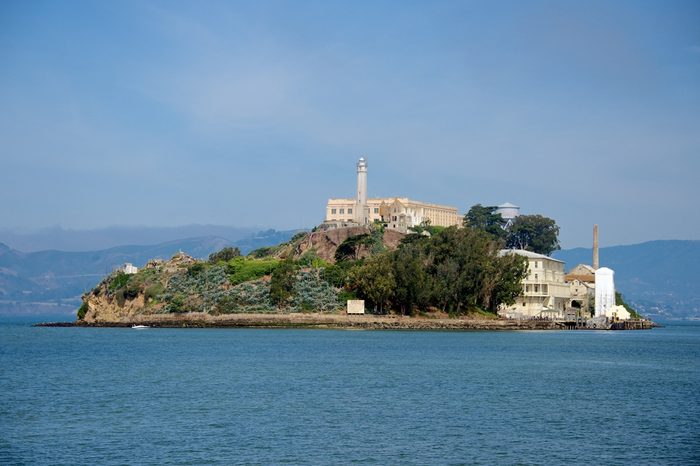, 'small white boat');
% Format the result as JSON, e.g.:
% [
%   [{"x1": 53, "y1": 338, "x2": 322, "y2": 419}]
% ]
[{"x1": 131, "y1": 325, "x2": 149, "y2": 329}]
